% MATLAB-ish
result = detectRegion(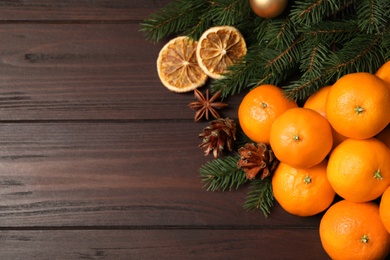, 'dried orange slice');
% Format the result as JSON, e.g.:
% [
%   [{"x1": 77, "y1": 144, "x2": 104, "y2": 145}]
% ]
[
  {"x1": 157, "y1": 36, "x2": 208, "y2": 93},
  {"x1": 196, "y1": 26, "x2": 247, "y2": 79}
]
